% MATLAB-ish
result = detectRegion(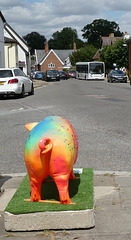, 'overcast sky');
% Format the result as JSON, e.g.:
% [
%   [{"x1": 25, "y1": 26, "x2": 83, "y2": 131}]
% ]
[{"x1": 1, "y1": 0, "x2": 131, "y2": 41}]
